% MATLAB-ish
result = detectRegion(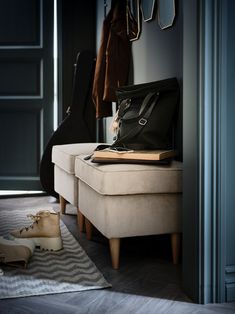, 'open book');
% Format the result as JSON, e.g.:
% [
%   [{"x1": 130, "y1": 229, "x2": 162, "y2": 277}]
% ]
[{"x1": 92, "y1": 148, "x2": 176, "y2": 163}]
